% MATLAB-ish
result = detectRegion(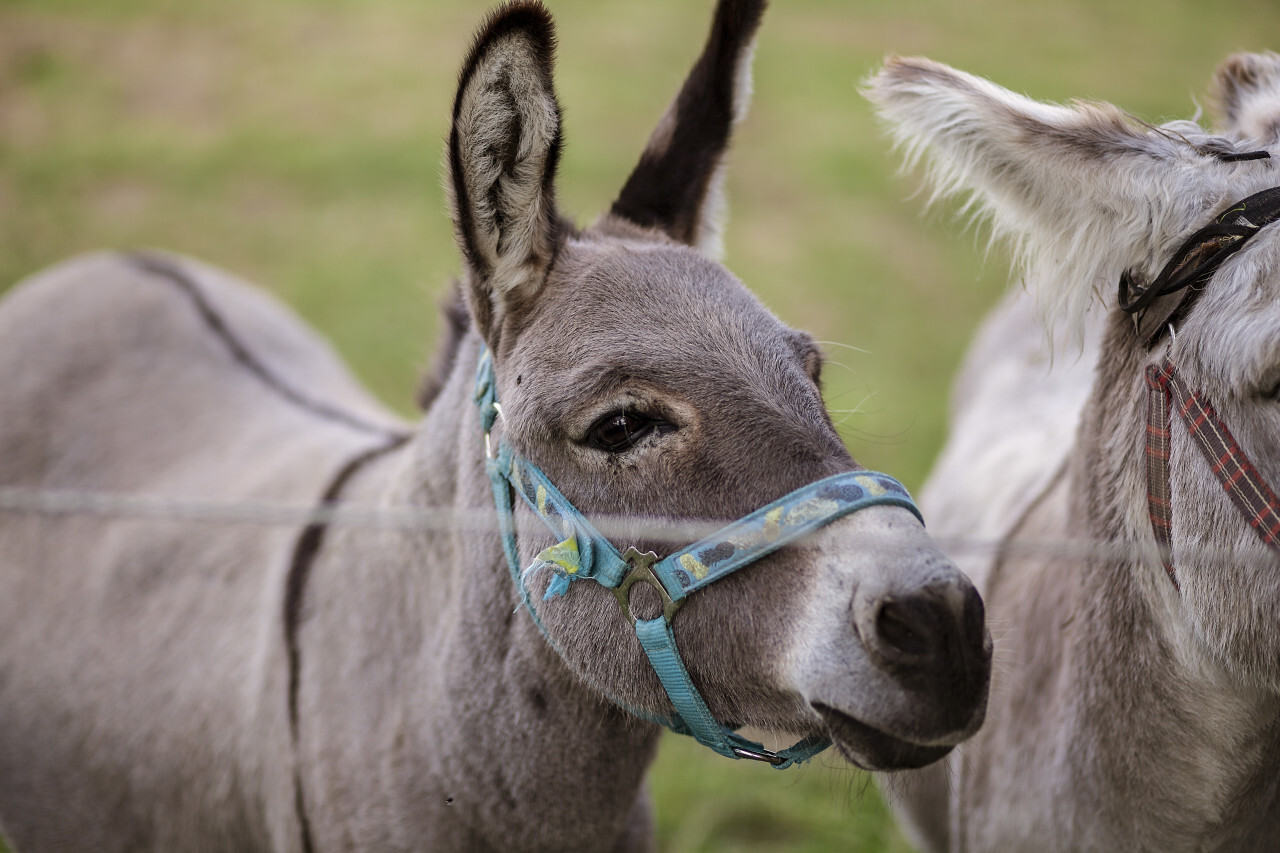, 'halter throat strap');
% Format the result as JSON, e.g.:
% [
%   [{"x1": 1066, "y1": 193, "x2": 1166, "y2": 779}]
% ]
[{"x1": 474, "y1": 349, "x2": 923, "y2": 766}]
